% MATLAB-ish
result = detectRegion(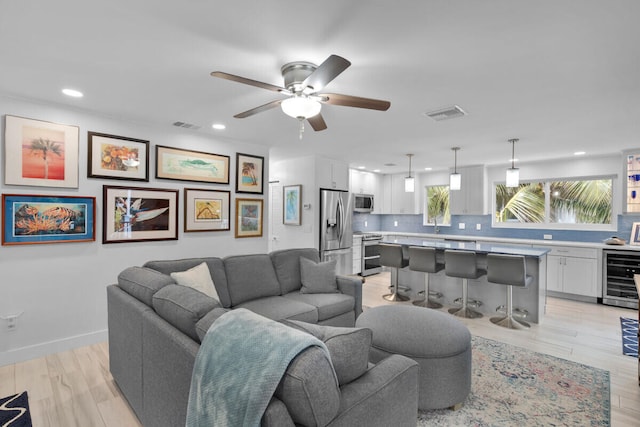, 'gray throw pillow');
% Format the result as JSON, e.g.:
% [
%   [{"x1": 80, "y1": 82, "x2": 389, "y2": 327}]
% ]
[{"x1": 299, "y1": 257, "x2": 338, "y2": 294}]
